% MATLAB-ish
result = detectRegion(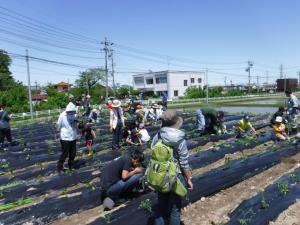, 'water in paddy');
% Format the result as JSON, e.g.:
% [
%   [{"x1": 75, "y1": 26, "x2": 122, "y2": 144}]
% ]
[
  {"x1": 237, "y1": 99, "x2": 287, "y2": 105},
  {"x1": 180, "y1": 106, "x2": 278, "y2": 114}
]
